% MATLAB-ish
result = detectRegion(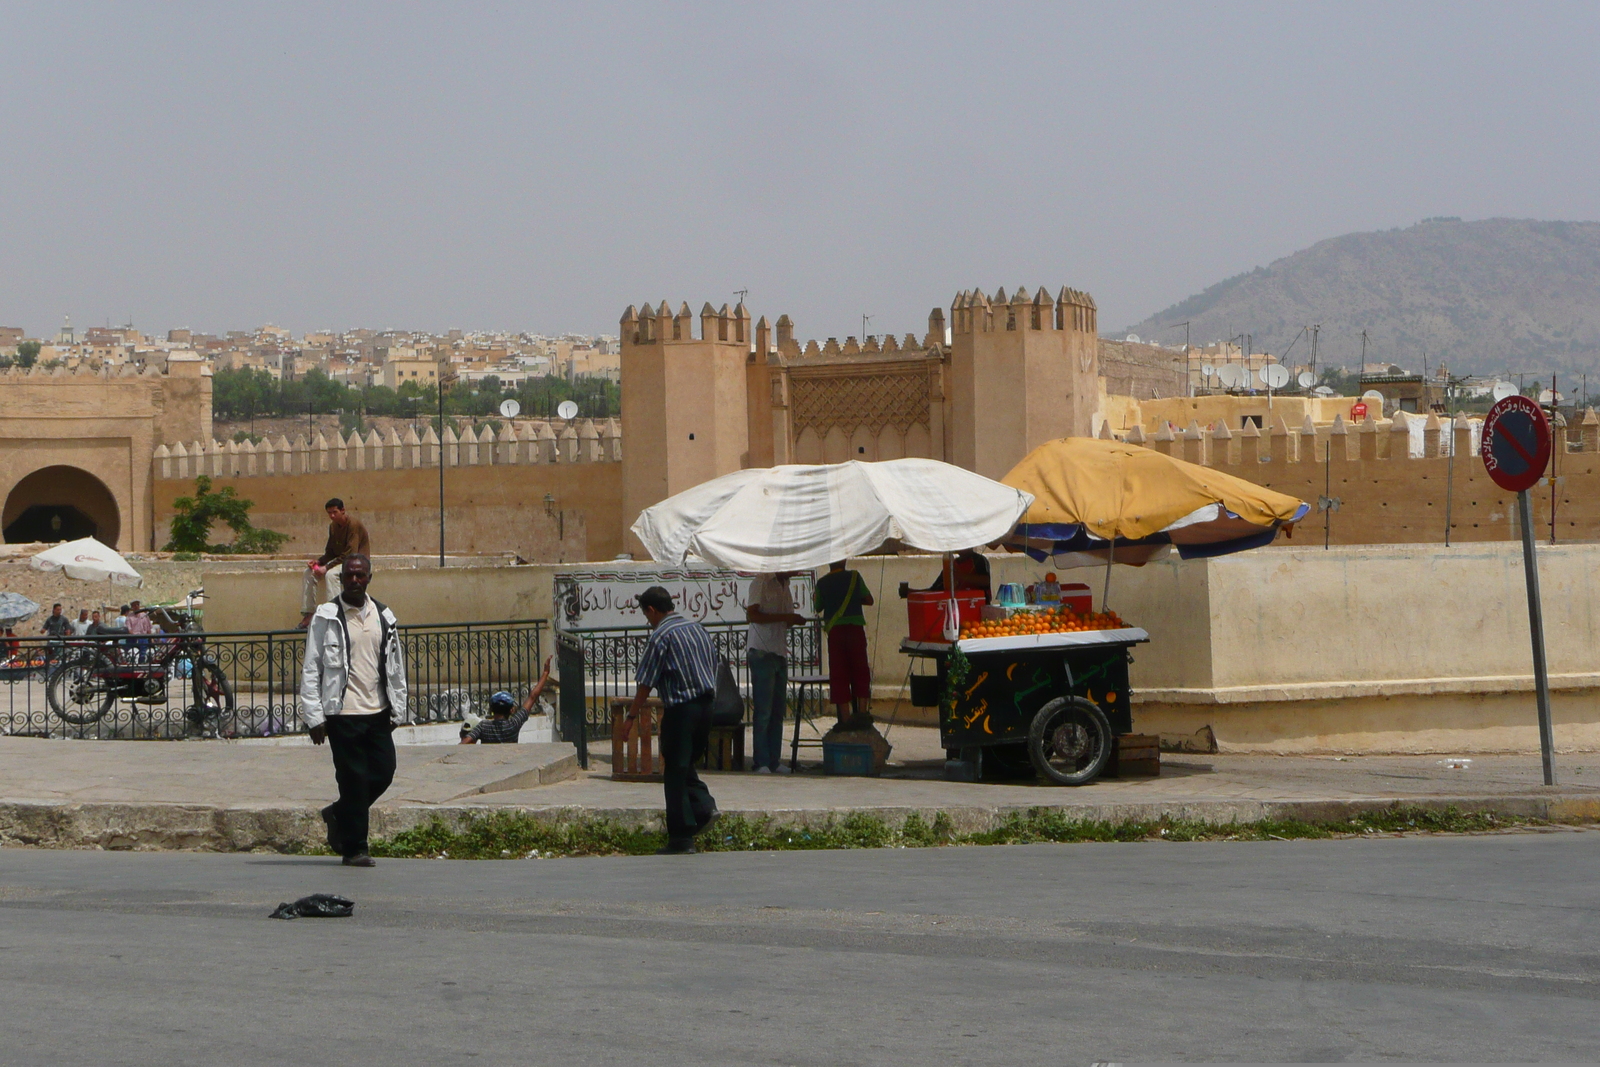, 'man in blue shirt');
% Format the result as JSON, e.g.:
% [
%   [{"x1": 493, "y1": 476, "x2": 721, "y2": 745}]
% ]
[{"x1": 629, "y1": 586, "x2": 720, "y2": 855}]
